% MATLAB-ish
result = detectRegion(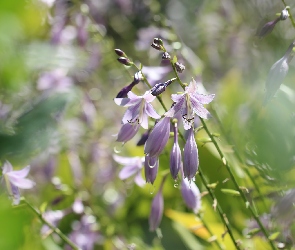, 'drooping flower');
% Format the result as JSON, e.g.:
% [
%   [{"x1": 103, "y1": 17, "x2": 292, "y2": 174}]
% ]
[
  {"x1": 263, "y1": 41, "x2": 295, "y2": 105},
  {"x1": 183, "y1": 128, "x2": 199, "y2": 180},
  {"x1": 165, "y1": 79, "x2": 215, "y2": 130},
  {"x1": 170, "y1": 121, "x2": 182, "y2": 179},
  {"x1": 149, "y1": 177, "x2": 166, "y2": 231},
  {"x1": 2, "y1": 161, "x2": 35, "y2": 205},
  {"x1": 116, "y1": 123, "x2": 140, "y2": 143},
  {"x1": 144, "y1": 117, "x2": 171, "y2": 157},
  {"x1": 181, "y1": 178, "x2": 201, "y2": 213},
  {"x1": 114, "y1": 91, "x2": 160, "y2": 129},
  {"x1": 113, "y1": 155, "x2": 145, "y2": 187},
  {"x1": 144, "y1": 155, "x2": 159, "y2": 184}
]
